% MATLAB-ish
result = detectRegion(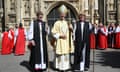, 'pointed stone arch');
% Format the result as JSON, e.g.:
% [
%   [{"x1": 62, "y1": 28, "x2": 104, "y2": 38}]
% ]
[{"x1": 46, "y1": 1, "x2": 79, "y2": 19}]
